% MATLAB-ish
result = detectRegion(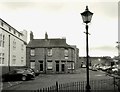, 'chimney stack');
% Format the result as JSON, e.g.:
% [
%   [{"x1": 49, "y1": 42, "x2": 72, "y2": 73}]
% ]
[
  {"x1": 30, "y1": 31, "x2": 34, "y2": 40},
  {"x1": 45, "y1": 32, "x2": 48, "y2": 40}
]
